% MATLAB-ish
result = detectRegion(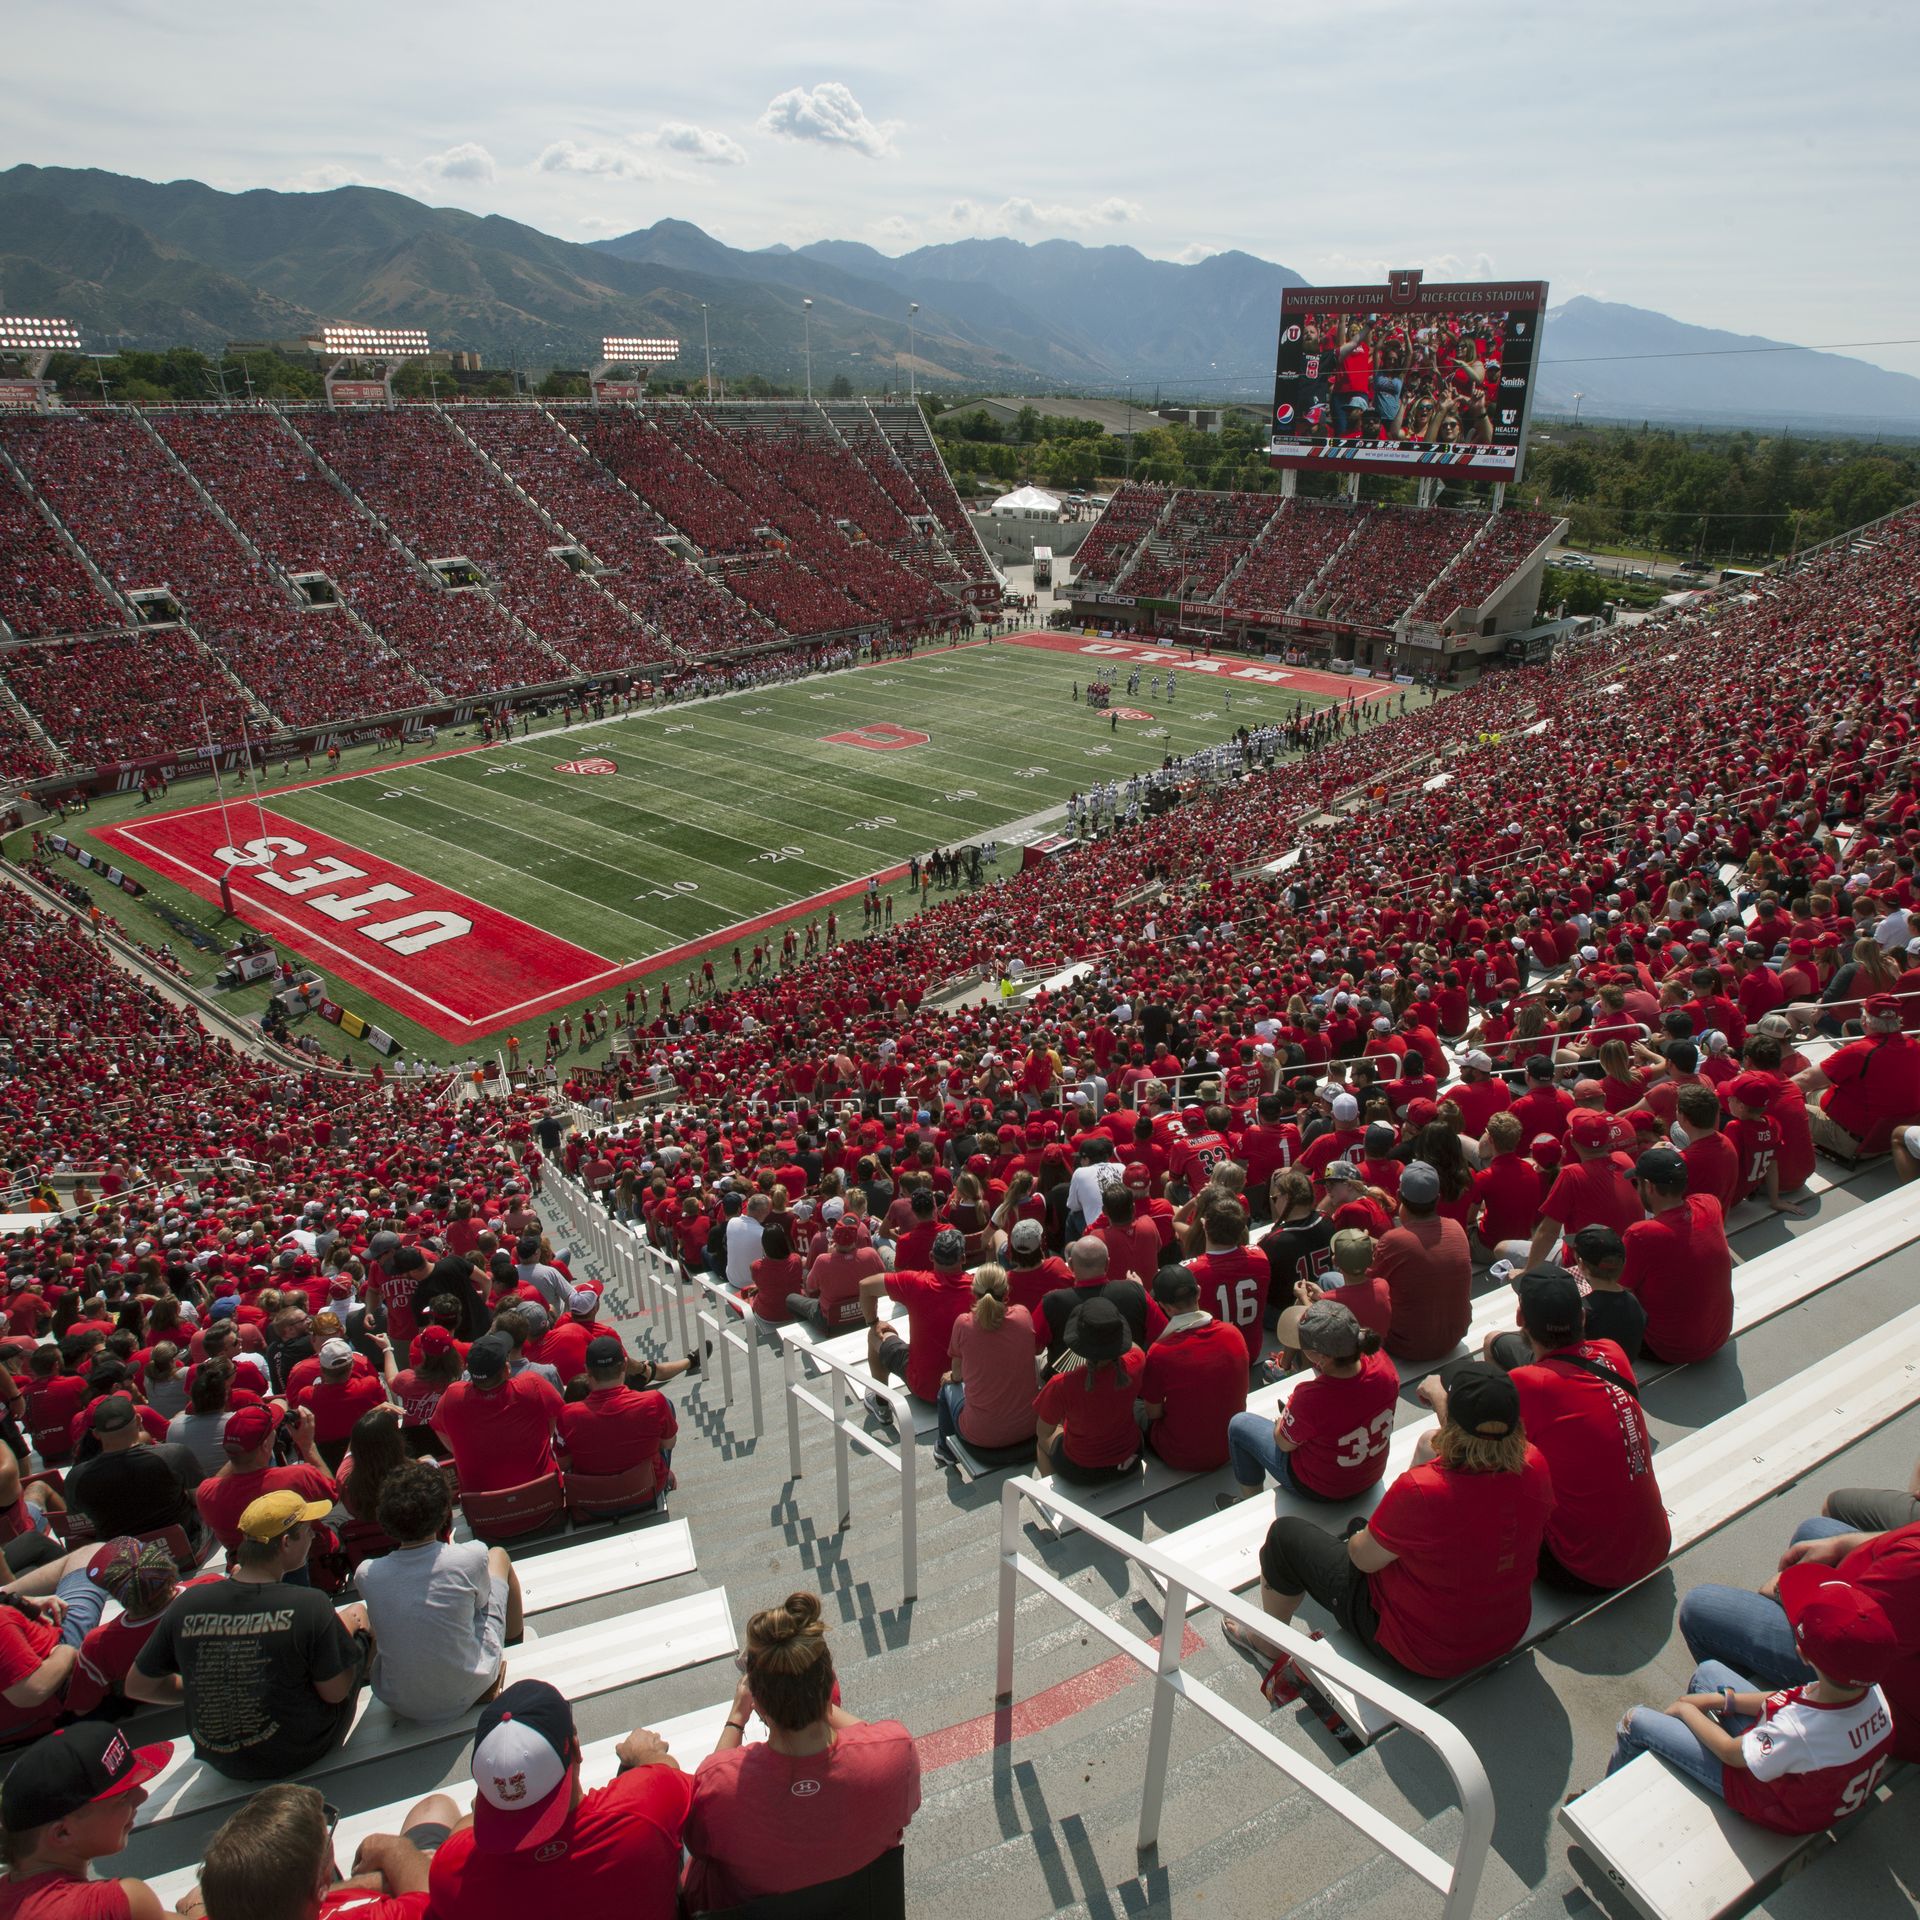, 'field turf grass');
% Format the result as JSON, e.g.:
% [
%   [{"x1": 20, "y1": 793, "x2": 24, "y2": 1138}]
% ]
[{"x1": 28, "y1": 637, "x2": 1362, "y2": 1069}]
